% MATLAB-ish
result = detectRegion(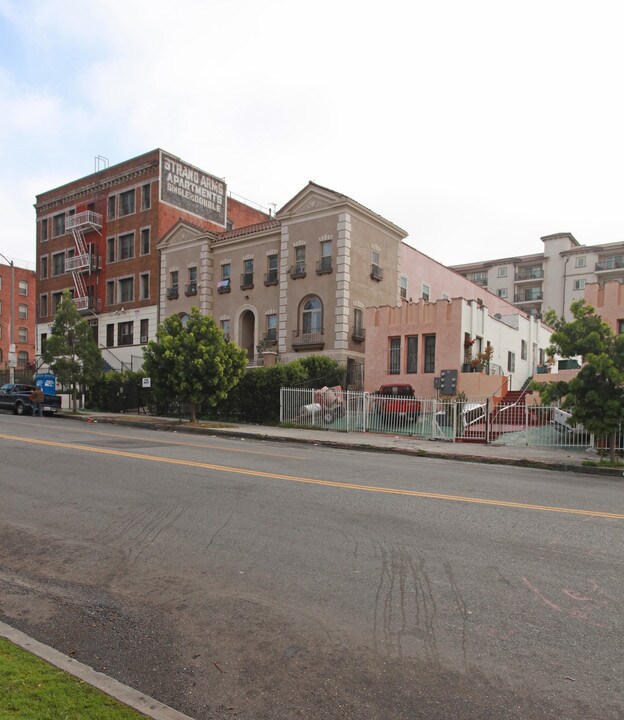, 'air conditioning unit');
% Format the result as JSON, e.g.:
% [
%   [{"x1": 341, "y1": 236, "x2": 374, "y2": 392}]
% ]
[{"x1": 140, "y1": 335, "x2": 148, "y2": 343}]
